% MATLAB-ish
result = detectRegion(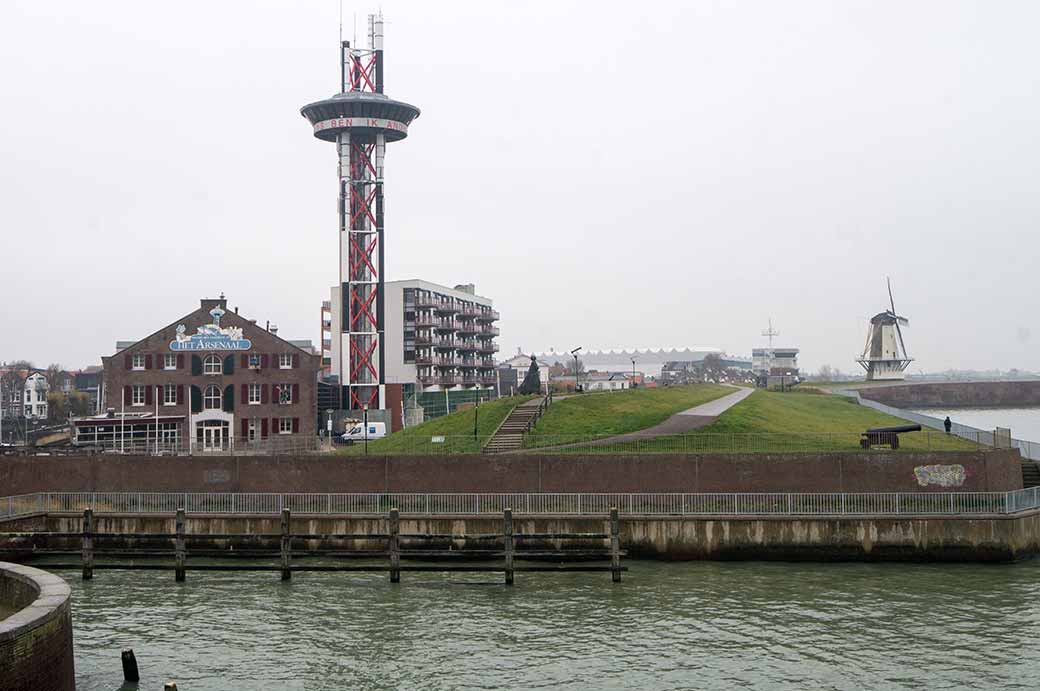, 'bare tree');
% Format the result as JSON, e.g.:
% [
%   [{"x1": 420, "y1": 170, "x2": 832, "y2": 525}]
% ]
[{"x1": 44, "y1": 363, "x2": 67, "y2": 393}]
